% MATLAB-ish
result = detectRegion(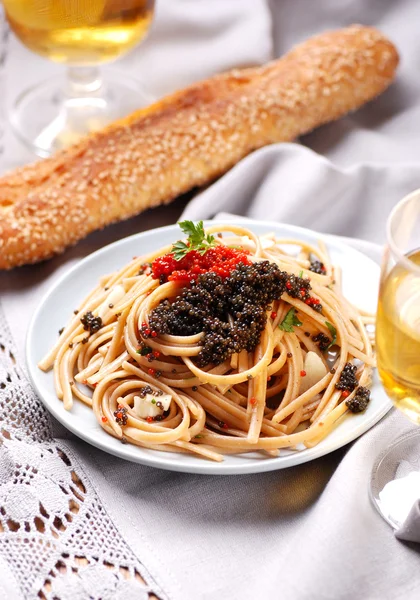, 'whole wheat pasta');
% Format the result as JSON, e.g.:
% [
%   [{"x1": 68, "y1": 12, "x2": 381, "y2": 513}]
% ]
[{"x1": 39, "y1": 224, "x2": 375, "y2": 461}]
